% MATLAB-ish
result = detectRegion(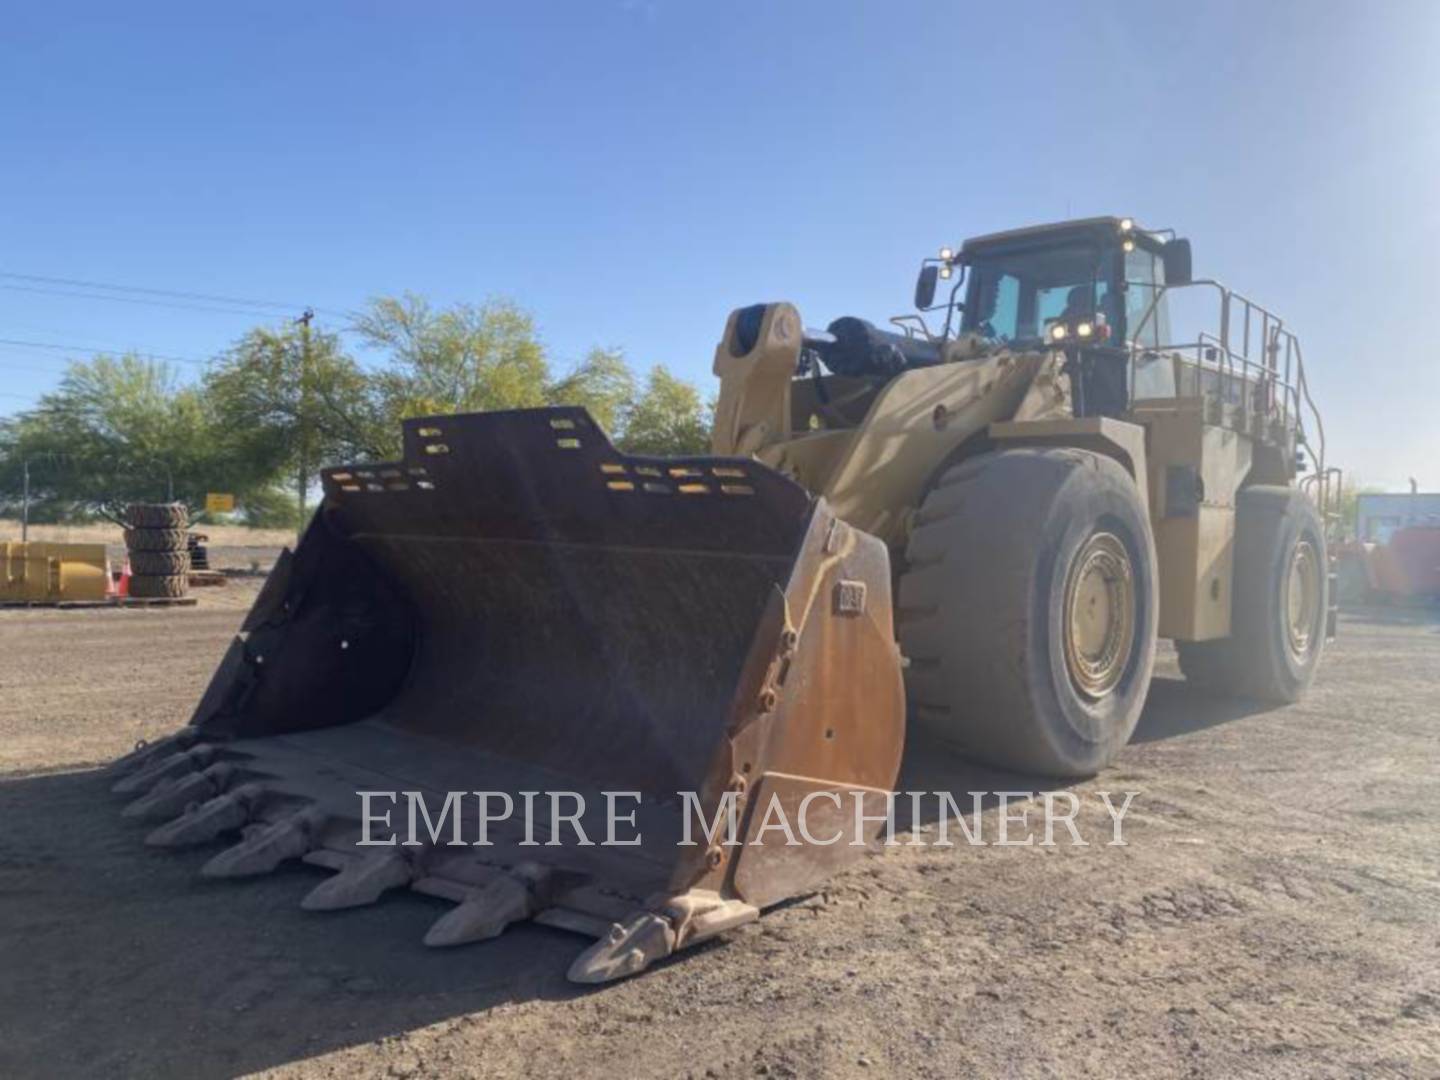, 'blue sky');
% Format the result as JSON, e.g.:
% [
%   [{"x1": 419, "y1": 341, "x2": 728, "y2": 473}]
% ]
[{"x1": 2, "y1": 1, "x2": 1436, "y2": 488}]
